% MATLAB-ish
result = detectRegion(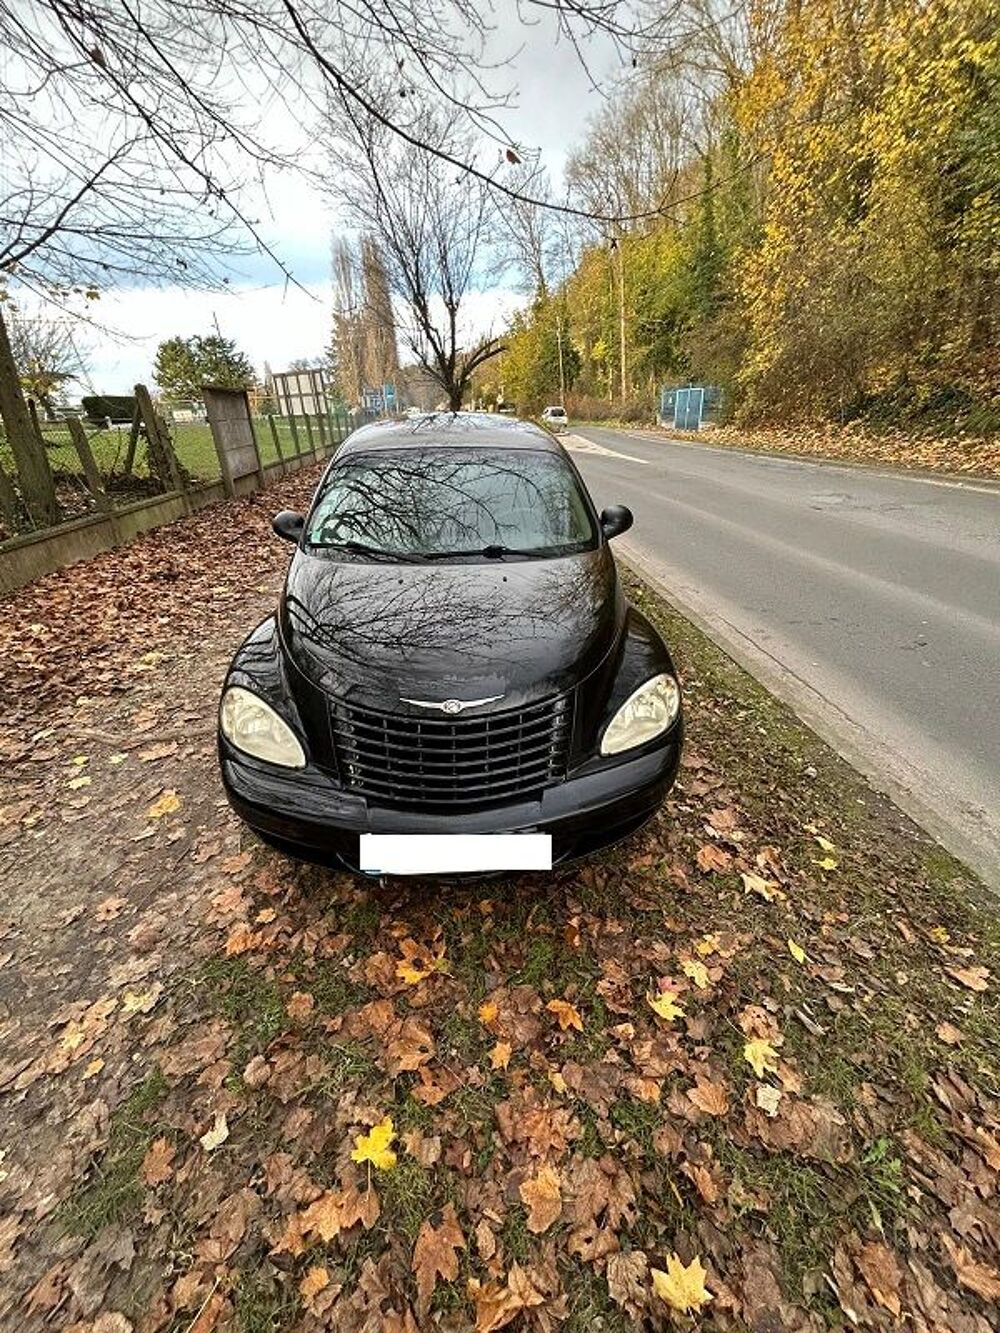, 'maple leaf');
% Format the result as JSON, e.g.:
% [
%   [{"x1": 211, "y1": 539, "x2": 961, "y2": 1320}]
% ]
[
  {"x1": 755, "y1": 1084, "x2": 782, "y2": 1117},
  {"x1": 651, "y1": 1253, "x2": 713, "y2": 1314},
  {"x1": 413, "y1": 1203, "x2": 465, "y2": 1314},
  {"x1": 199, "y1": 1112, "x2": 229, "y2": 1151},
  {"x1": 146, "y1": 790, "x2": 181, "y2": 818},
  {"x1": 744, "y1": 1037, "x2": 780, "y2": 1078},
  {"x1": 647, "y1": 990, "x2": 685, "y2": 1022},
  {"x1": 490, "y1": 1040, "x2": 512, "y2": 1070},
  {"x1": 351, "y1": 1117, "x2": 397, "y2": 1170},
  {"x1": 519, "y1": 1165, "x2": 562, "y2": 1233},
  {"x1": 478, "y1": 998, "x2": 499, "y2": 1026},
  {"x1": 142, "y1": 1136, "x2": 176, "y2": 1186},
  {"x1": 687, "y1": 1076, "x2": 729, "y2": 1116},
  {"x1": 814, "y1": 856, "x2": 838, "y2": 871},
  {"x1": 396, "y1": 936, "x2": 448, "y2": 985},
  {"x1": 681, "y1": 958, "x2": 710, "y2": 989},
  {"x1": 546, "y1": 998, "x2": 583, "y2": 1031},
  {"x1": 696, "y1": 844, "x2": 732, "y2": 873}
]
